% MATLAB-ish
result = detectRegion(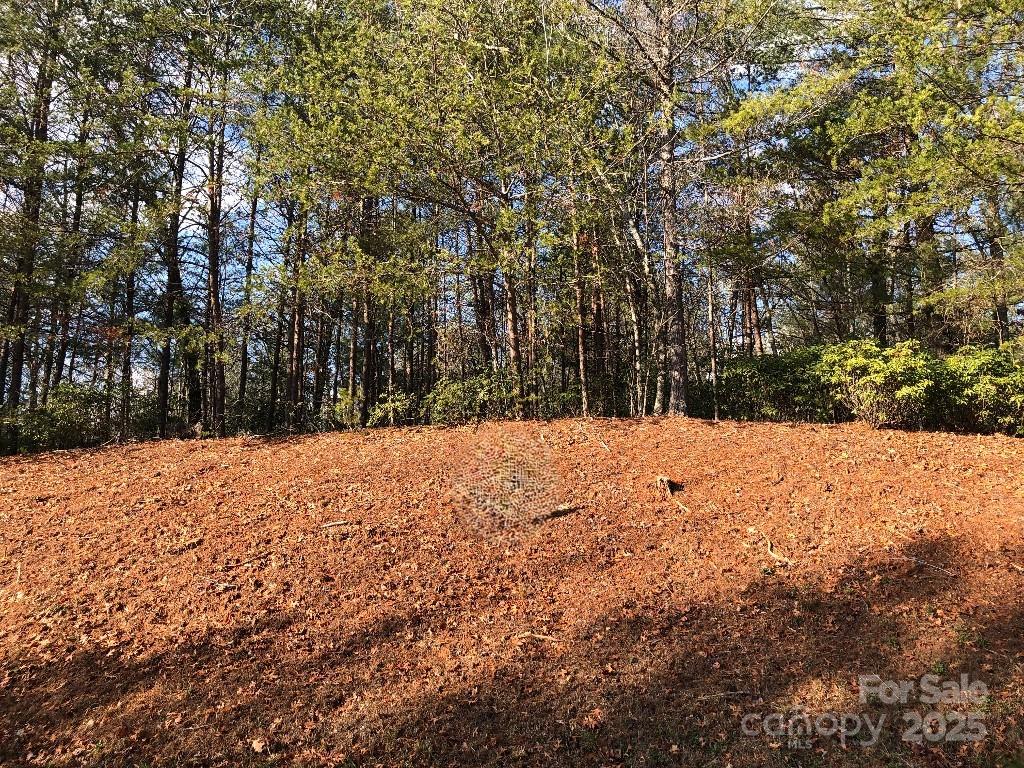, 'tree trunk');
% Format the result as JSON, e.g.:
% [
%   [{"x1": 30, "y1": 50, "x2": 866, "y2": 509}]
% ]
[
  {"x1": 5, "y1": 3, "x2": 58, "y2": 451},
  {"x1": 918, "y1": 215, "x2": 941, "y2": 348},
  {"x1": 120, "y1": 187, "x2": 140, "y2": 439},
  {"x1": 656, "y1": 7, "x2": 688, "y2": 416},
  {"x1": 707, "y1": 254, "x2": 719, "y2": 421},
  {"x1": 157, "y1": 61, "x2": 194, "y2": 438},
  {"x1": 348, "y1": 295, "x2": 359, "y2": 409},
  {"x1": 286, "y1": 210, "x2": 306, "y2": 430},
  {"x1": 266, "y1": 289, "x2": 286, "y2": 433},
  {"x1": 591, "y1": 280, "x2": 607, "y2": 413},
  {"x1": 206, "y1": 91, "x2": 228, "y2": 437},
  {"x1": 987, "y1": 199, "x2": 1010, "y2": 346},
  {"x1": 237, "y1": 164, "x2": 260, "y2": 421},
  {"x1": 501, "y1": 269, "x2": 525, "y2": 410},
  {"x1": 623, "y1": 274, "x2": 646, "y2": 417},
  {"x1": 312, "y1": 313, "x2": 332, "y2": 418},
  {"x1": 471, "y1": 272, "x2": 497, "y2": 372},
  {"x1": 48, "y1": 115, "x2": 89, "y2": 402},
  {"x1": 573, "y1": 239, "x2": 590, "y2": 417},
  {"x1": 359, "y1": 288, "x2": 375, "y2": 427},
  {"x1": 870, "y1": 250, "x2": 889, "y2": 345}
]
